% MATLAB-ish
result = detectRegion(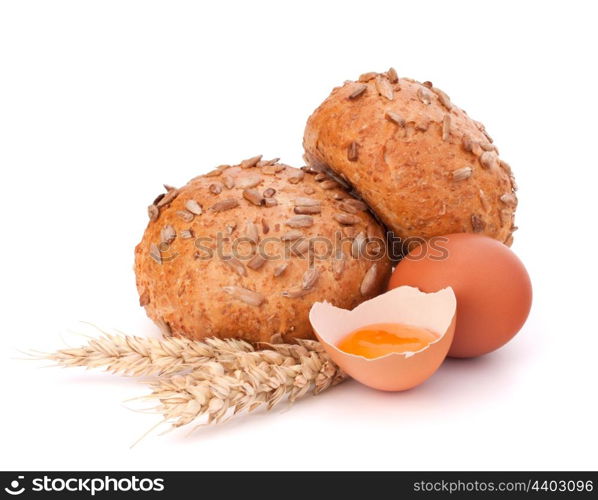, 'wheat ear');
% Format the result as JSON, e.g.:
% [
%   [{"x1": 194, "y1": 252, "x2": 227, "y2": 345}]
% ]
[
  {"x1": 30, "y1": 335, "x2": 347, "y2": 432},
  {"x1": 29, "y1": 334, "x2": 255, "y2": 376},
  {"x1": 145, "y1": 340, "x2": 346, "y2": 428}
]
